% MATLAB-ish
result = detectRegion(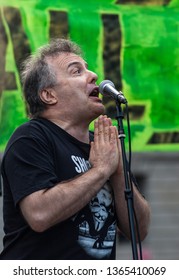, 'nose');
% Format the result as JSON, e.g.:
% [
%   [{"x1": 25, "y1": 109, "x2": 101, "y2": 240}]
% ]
[{"x1": 87, "y1": 69, "x2": 98, "y2": 83}]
